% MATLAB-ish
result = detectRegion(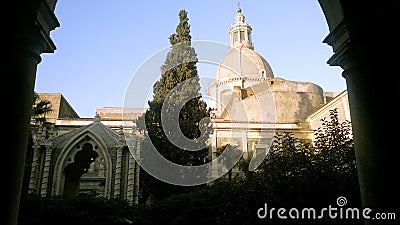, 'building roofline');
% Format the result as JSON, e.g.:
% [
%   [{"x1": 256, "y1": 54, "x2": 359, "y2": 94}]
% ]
[{"x1": 306, "y1": 89, "x2": 348, "y2": 121}]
